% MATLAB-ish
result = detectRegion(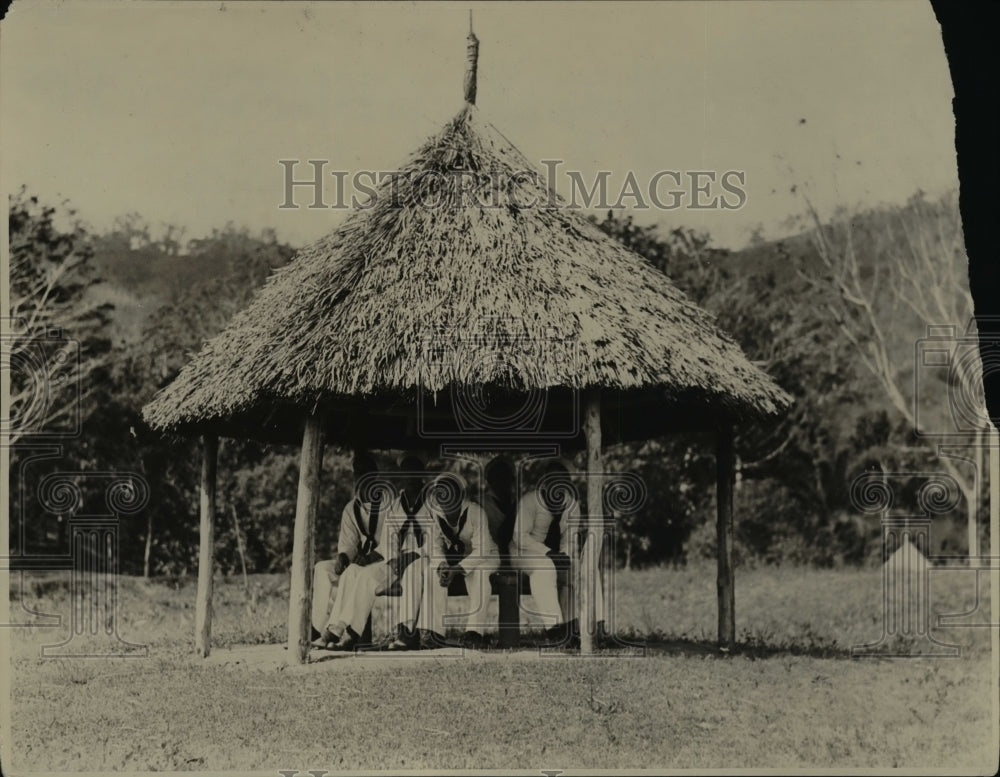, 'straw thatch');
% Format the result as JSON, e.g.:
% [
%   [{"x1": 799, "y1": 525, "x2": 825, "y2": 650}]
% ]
[{"x1": 143, "y1": 104, "x2": 791, "y2": 445}]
